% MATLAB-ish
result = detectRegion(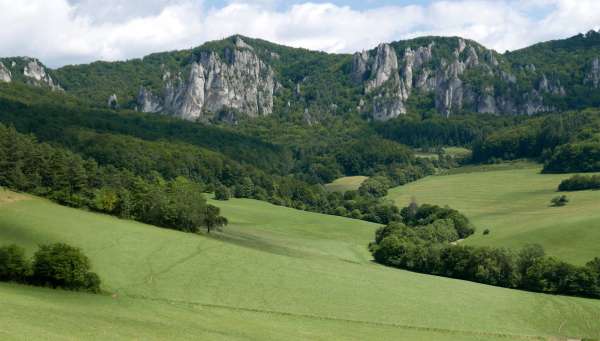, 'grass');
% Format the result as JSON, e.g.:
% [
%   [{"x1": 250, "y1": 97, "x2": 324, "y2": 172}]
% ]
[
  {"x1": 1, "y1": 190, "x2": 600, "y2": 340},
  {"x1": 325, "y1": 176, "x2": 367, "y2": 192},
  {"x1": 416, "y1": 147, "x2": 472, "y2": 160},
  {"x1": 387, "y1": 163, "x2": 600, "y2": 265}
]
